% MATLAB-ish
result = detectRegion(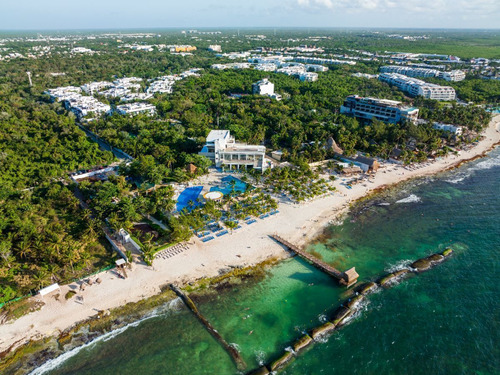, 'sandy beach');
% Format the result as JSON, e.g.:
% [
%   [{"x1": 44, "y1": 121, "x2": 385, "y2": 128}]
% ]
[{"x1": 1, "y1": 115, "x2": 499, "y2": 354}]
